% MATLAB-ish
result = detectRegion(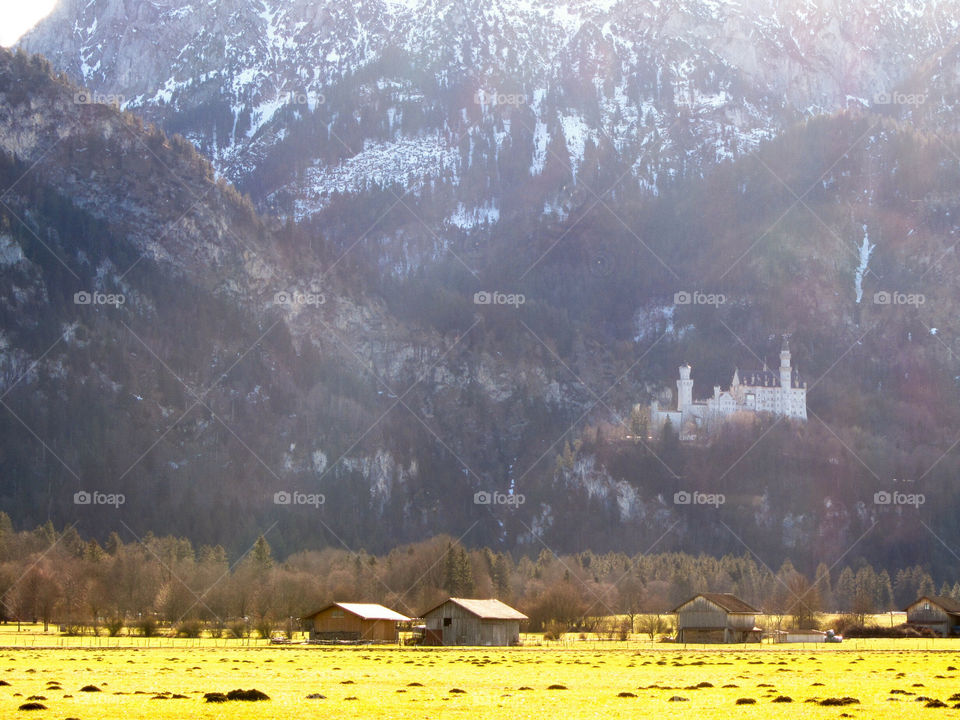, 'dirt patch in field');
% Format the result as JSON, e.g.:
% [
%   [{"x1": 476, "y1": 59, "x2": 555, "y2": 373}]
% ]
[{"x1": 819, "y1": 697, "x2": 860, "y2": 706}]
